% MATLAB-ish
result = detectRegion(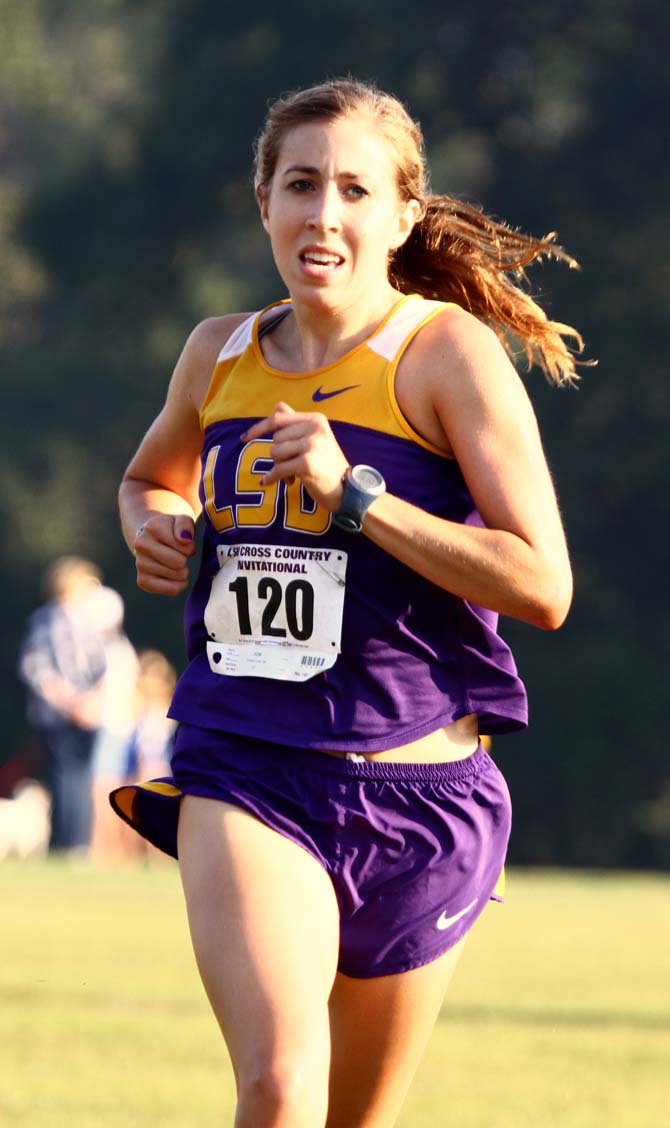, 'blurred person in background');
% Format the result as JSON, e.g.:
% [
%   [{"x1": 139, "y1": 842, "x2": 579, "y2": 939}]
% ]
[
  {"x1": 89, "y1": 586, "x2": 140, "y2": 861},
  {"x1": 18, "y1": 556, "x2": 107, "y2": 856},
  {"x1": 110, "y1": 78, "x2": 585, "y2": 1127},
  {"x1": 111, "y1": 649, "x2": 179, "y2": 862},
  {"x1": 125, "y1": 649, "x2": 178, "y2": 783},
  {"x1": 92, "y1": 642, "x2": 176, "y2": 864}
]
